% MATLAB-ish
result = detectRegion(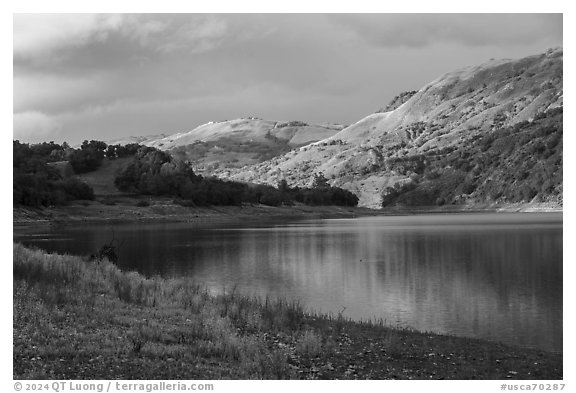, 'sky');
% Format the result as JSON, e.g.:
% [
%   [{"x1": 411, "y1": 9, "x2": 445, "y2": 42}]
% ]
[{"x1": 13, "y1": 13, "x2": 563, "y2": 144}]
